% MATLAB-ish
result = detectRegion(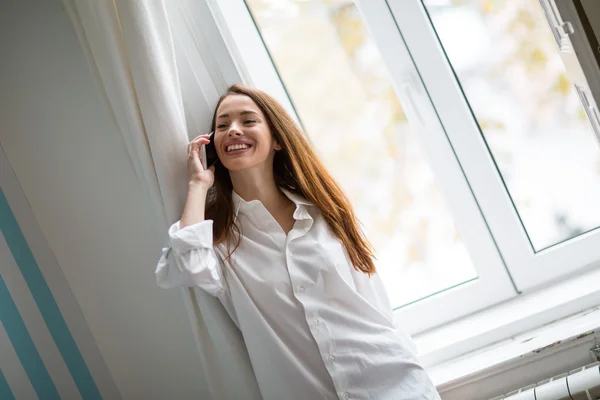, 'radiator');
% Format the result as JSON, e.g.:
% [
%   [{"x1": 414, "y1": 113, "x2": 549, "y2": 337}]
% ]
[{"x1": 490, "y1": 362, "x2": 600, "y2": 400}]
